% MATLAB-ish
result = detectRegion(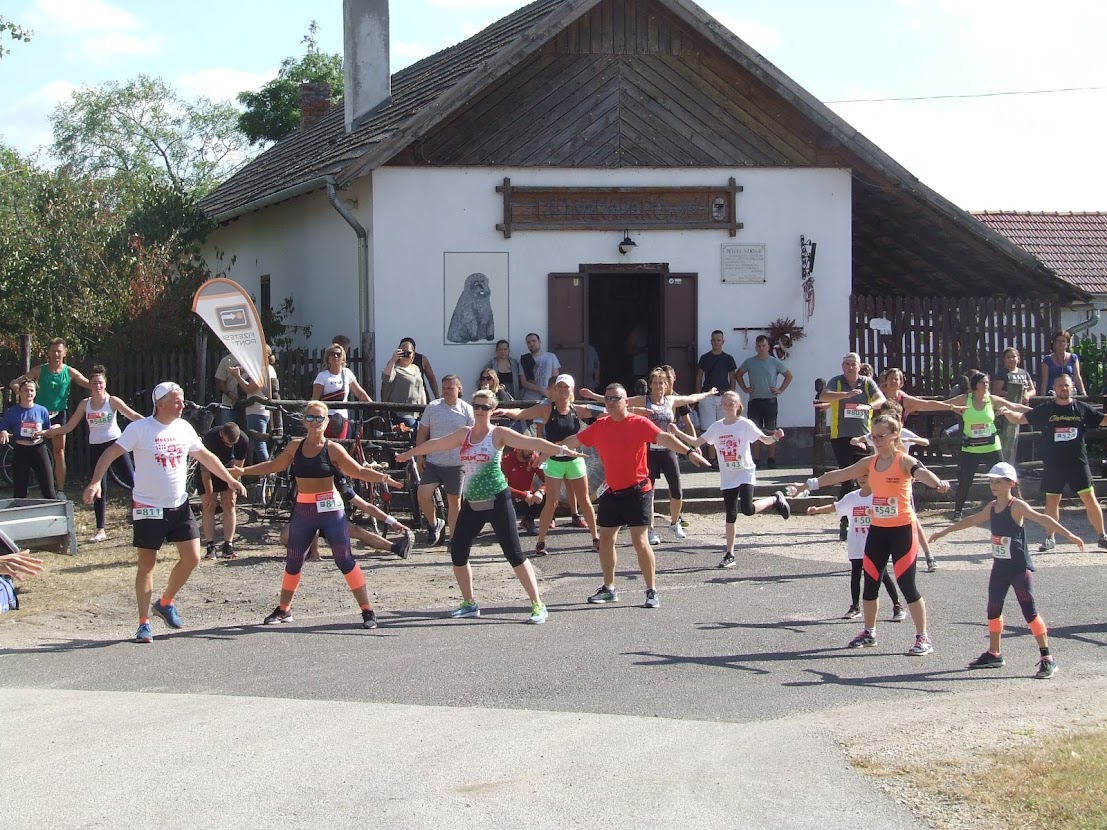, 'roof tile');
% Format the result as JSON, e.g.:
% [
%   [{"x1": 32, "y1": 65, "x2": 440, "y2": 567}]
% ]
[{"x1": 973, "y1": 212, "x2": 1107, "y2": 294}]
